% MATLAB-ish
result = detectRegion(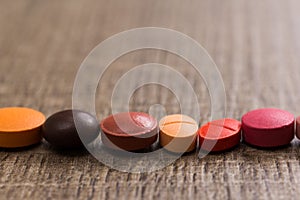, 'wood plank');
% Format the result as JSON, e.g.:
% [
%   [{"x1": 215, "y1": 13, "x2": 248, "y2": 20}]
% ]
[{"x1": 1, "y1": 0, "x2": 300, "y2": 199}]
